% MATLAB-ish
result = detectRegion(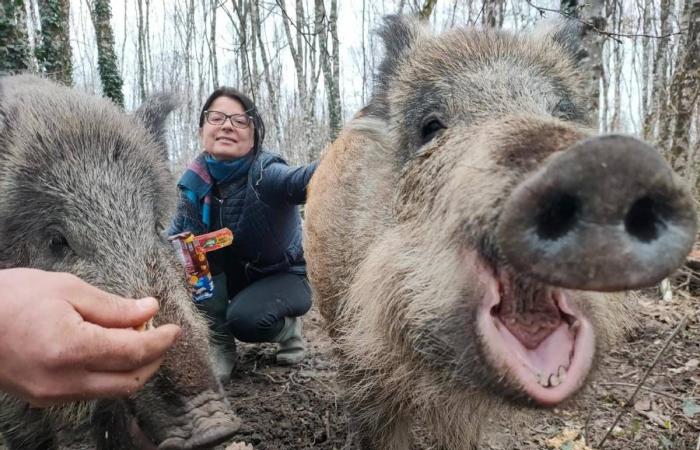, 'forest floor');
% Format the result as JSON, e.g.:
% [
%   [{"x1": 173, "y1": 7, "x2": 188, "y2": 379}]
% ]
[
  {"x1": 1, "y1": 287, "x2": 698, "y2": 450},
  {"x1": 216, "y1": 290, "x2": 700, "y2": 450}
]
